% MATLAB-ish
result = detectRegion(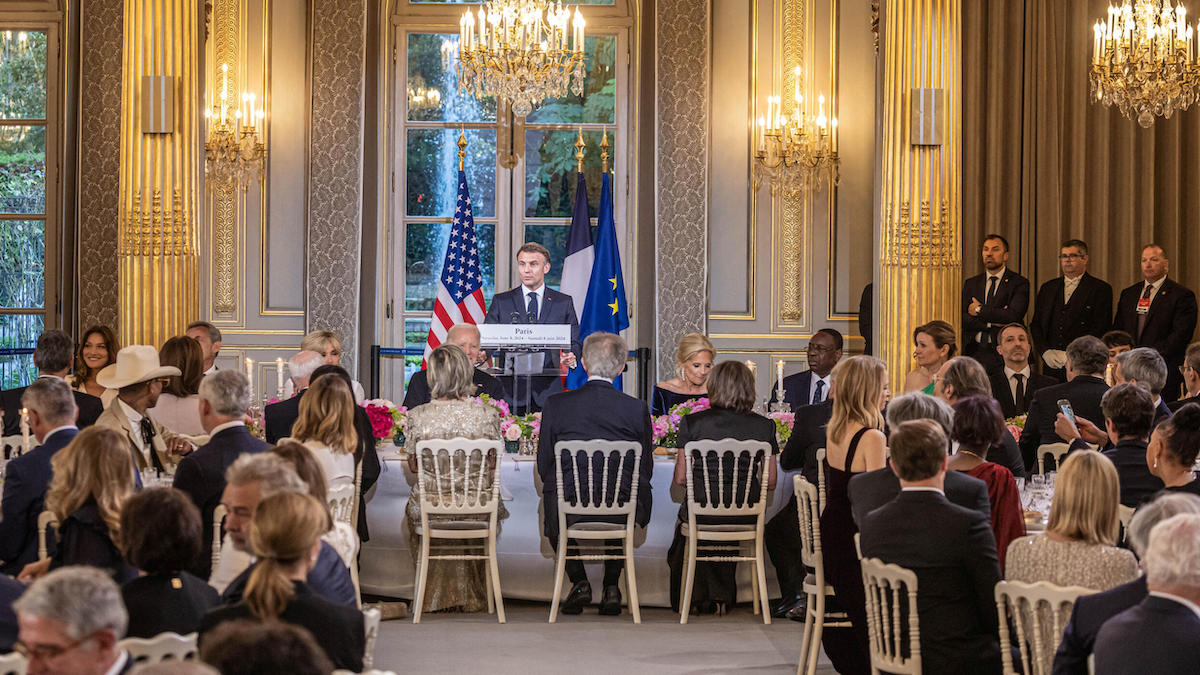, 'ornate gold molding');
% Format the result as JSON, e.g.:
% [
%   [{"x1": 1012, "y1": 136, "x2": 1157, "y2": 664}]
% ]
[
  {"x1": 119, "y1": 191, "x2": 194, "y2": 257},
  {"x1": 778, "y1": 0, "x2": 809, "y2": 324},
  {"x1": 208, "y1": 0, "x2": 243, "y2": 318}
]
